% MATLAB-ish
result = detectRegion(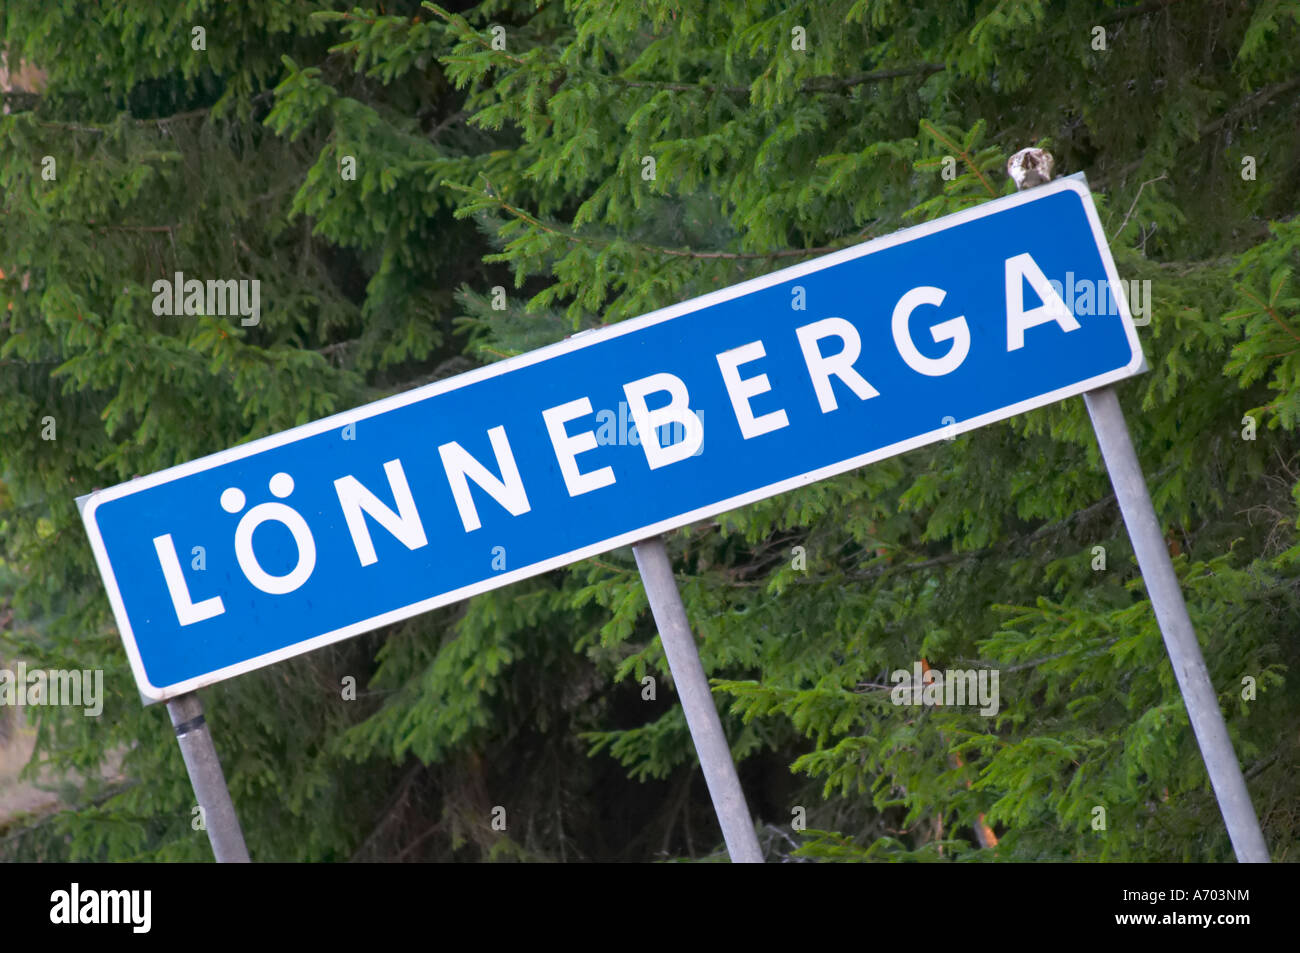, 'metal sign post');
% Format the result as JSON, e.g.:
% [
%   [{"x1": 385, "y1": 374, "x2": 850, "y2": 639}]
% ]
[
  {"x1": 166, "y1": 692, "x2": 251, "y2": 863},
  {"x1": 74, "y1": 492, "x2": 251, "y2": 863},
  {"x1": 633, "y1": 536, "x2": 764, "y2": 862},
  {"x1": 1084, "y1": 387, "x2": 1269, "y2": 862},
  {"x1": 1009, "y1": 149, "x2": 1270, "y2": 862}
]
